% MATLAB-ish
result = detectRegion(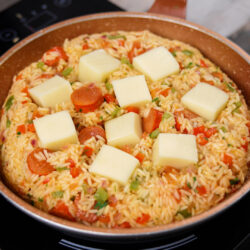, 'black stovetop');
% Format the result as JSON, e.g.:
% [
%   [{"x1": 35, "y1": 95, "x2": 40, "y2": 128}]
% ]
[{"x1": 0, "y1": 1, "x2": 250, "y2": 249}]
